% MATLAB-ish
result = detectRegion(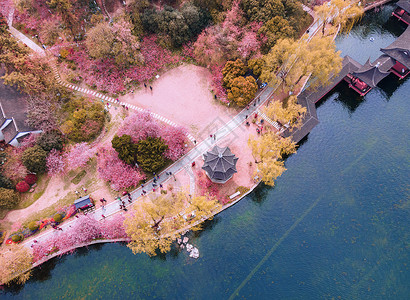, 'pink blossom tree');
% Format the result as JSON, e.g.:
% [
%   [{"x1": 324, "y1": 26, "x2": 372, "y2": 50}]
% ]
[
  {"x1": 97, "y1": 147, "x2": 145, "y2": 190},
  {"x1": 161, "y1": 126, "x2": 187, "y2": 160},
  {"x1": 64, "y1": 142, "x2": 95, "y2": 171},
  {"x1": 46, "y1": 149, "x2": 65, "y2": 176},
  {"x1": 116, "y1": 112, "x2": 161, "y2": 143},
  {"x1": 100, "y1": 214, "x2": 128, "y2": 239}
]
